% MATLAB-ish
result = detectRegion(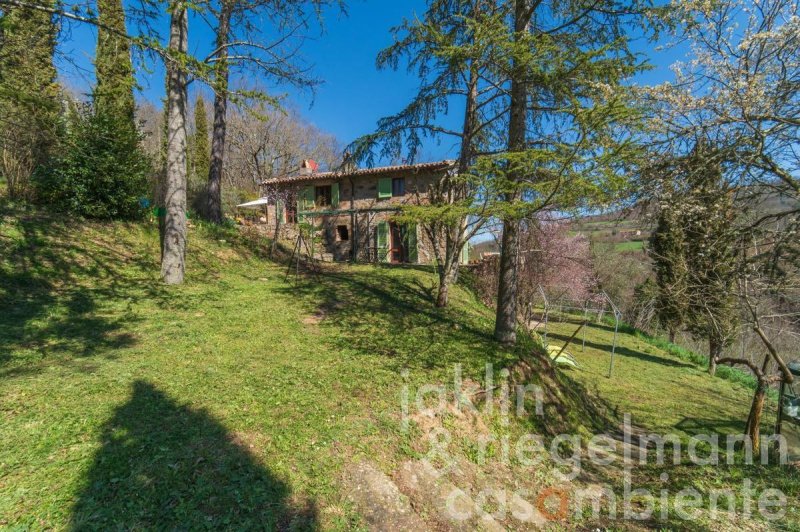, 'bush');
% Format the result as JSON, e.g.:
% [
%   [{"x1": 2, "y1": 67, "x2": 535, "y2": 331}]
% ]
[{"x1": 33, "y1": 105, "x2": 151, "y2": 219}]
